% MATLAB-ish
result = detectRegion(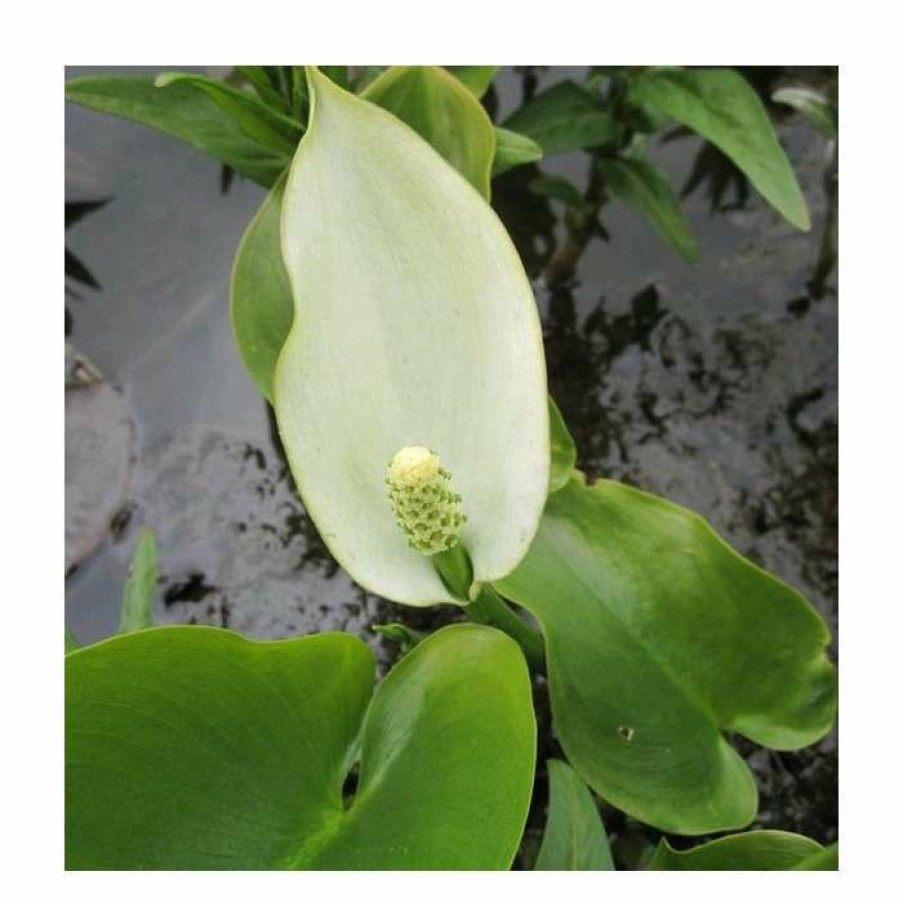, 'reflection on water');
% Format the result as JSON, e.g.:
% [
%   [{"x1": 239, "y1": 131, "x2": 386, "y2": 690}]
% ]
[{"x1": 65, "y1": 65, "x2": 838, "y2": 855}]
